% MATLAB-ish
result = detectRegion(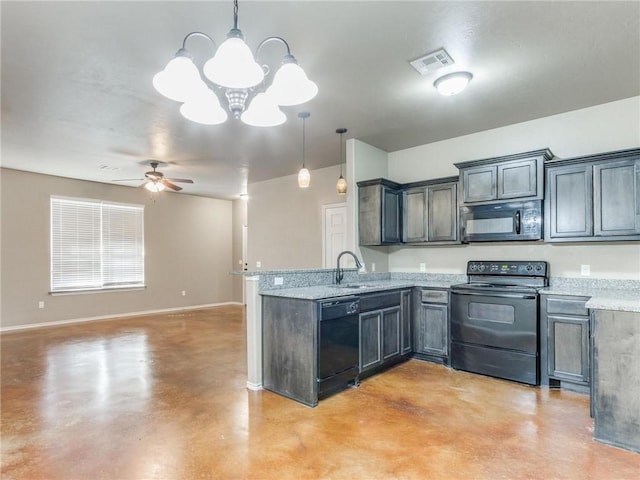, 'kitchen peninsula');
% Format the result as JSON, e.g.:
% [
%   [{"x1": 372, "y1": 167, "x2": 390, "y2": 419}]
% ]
[{"x1": 242, "y1": 268, "x2": 640, "y2": 452}]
